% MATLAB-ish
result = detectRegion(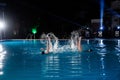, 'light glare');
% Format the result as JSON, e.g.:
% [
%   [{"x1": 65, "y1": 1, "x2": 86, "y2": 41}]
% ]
[{"x1": 0, "y1": 21, "x2": 5, "y2": 30}]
